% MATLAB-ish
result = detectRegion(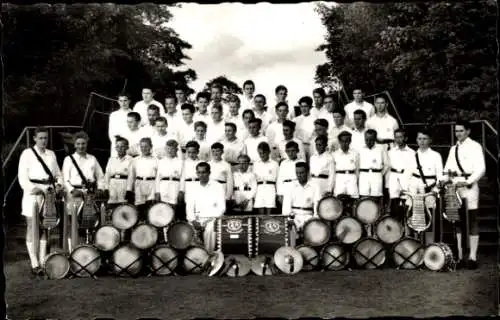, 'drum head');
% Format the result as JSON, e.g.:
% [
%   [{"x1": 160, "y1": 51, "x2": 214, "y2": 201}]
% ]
[
  {"x1": 95, "y1": 226, "x2": 121, "y2": 252},
  {"x1": 112, "y1": 245, "x2": 143, "y2": 276},
  {"x1": 355, "y1": 198, "x2": 380, "y2": 224},
  {"x1": 150, "y1": 245, "x2": 179, "y2": 276},
  {"x1": 392, "y1": 238, "x2": 424, "y2": 269},
  {"x1": 424, "y1": 243, "x2": 452, "y2": 271},
  {"x1": 303, "y1": 219, "x2": 331, "y2": 247},
  {"x1": 44, "y1": 252, "x2": 70, "y2": 280},
  {"x1": 183, "y1": 246, "x2": 210, "y2": 274},
  {"x1": 223, "y1": 255, "x2": 252, "y2": 277},
  {"x1": 320, "y1": 243, "x2": 349, "y2": 271},
  {"x1": 251, "y1": 255, "x2": 278, "y2": 276},
  {"x1": 69, "y1": 245, "x2": 102, "y2": 277},
  {"x1": 112, "y1": 204, "x2": 139, "y2": 230},
  {"x1": 335, "y1": 217, "x2": 363, "y2": 244},
  {"x1": 353, "y1": 237, "x2": 386, "y2": 269},
  {"x1": 274, "y1": 246, "x2": 303, "y2": 275},
  {"x1": 131, "y1": 224, "x2": 158, "y2": 250},
  {"x1": 167, "y1": 222, "x2": 195, "y2": 250},
  {"x1": 317, "y1": 197, "x2": 343, "y2": 221},
  {"x1": 148, "y1": 202, "x2": 175, "y2": 228},
  {"x1": 375, "y1": 216, "x2": 403, "y2": 244},
  {"x1": 296, "y1": 245, "x2": 319, "y2": 271}
]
